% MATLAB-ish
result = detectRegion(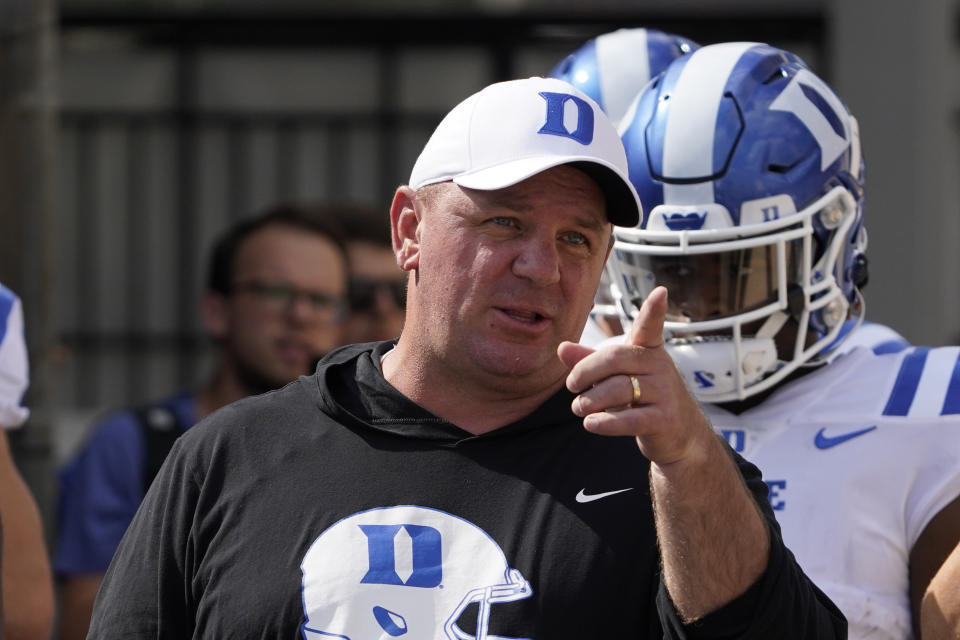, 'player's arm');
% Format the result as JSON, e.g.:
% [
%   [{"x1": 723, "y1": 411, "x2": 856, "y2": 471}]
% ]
[
  {"x1": 0, "y1": 431, "x2": 54, "y2": 640},
  {"x1": 912, "y1": 494, "x2": 960, "y2": 638},
  {"x1": 921, "y1": 537, "x2": 960, "y2": 640}
]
